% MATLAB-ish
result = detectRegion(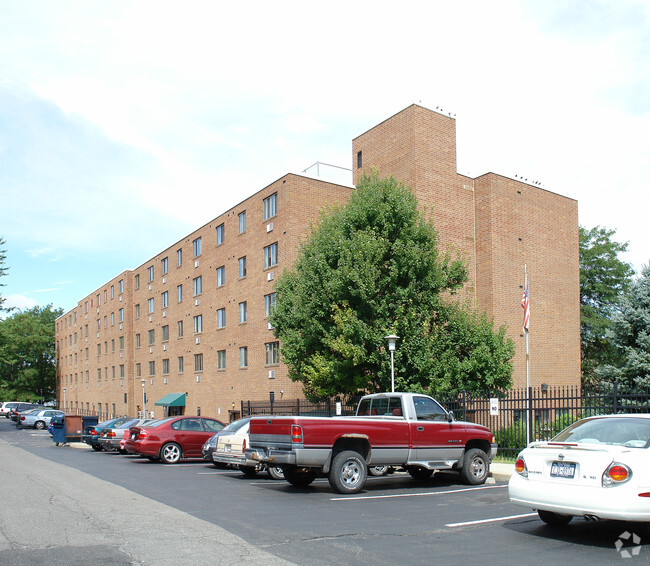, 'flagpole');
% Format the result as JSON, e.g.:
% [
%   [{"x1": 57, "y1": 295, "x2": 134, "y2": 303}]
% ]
[{"x1": 523, "y1": 265, "x2": 531, "y2": 446}]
